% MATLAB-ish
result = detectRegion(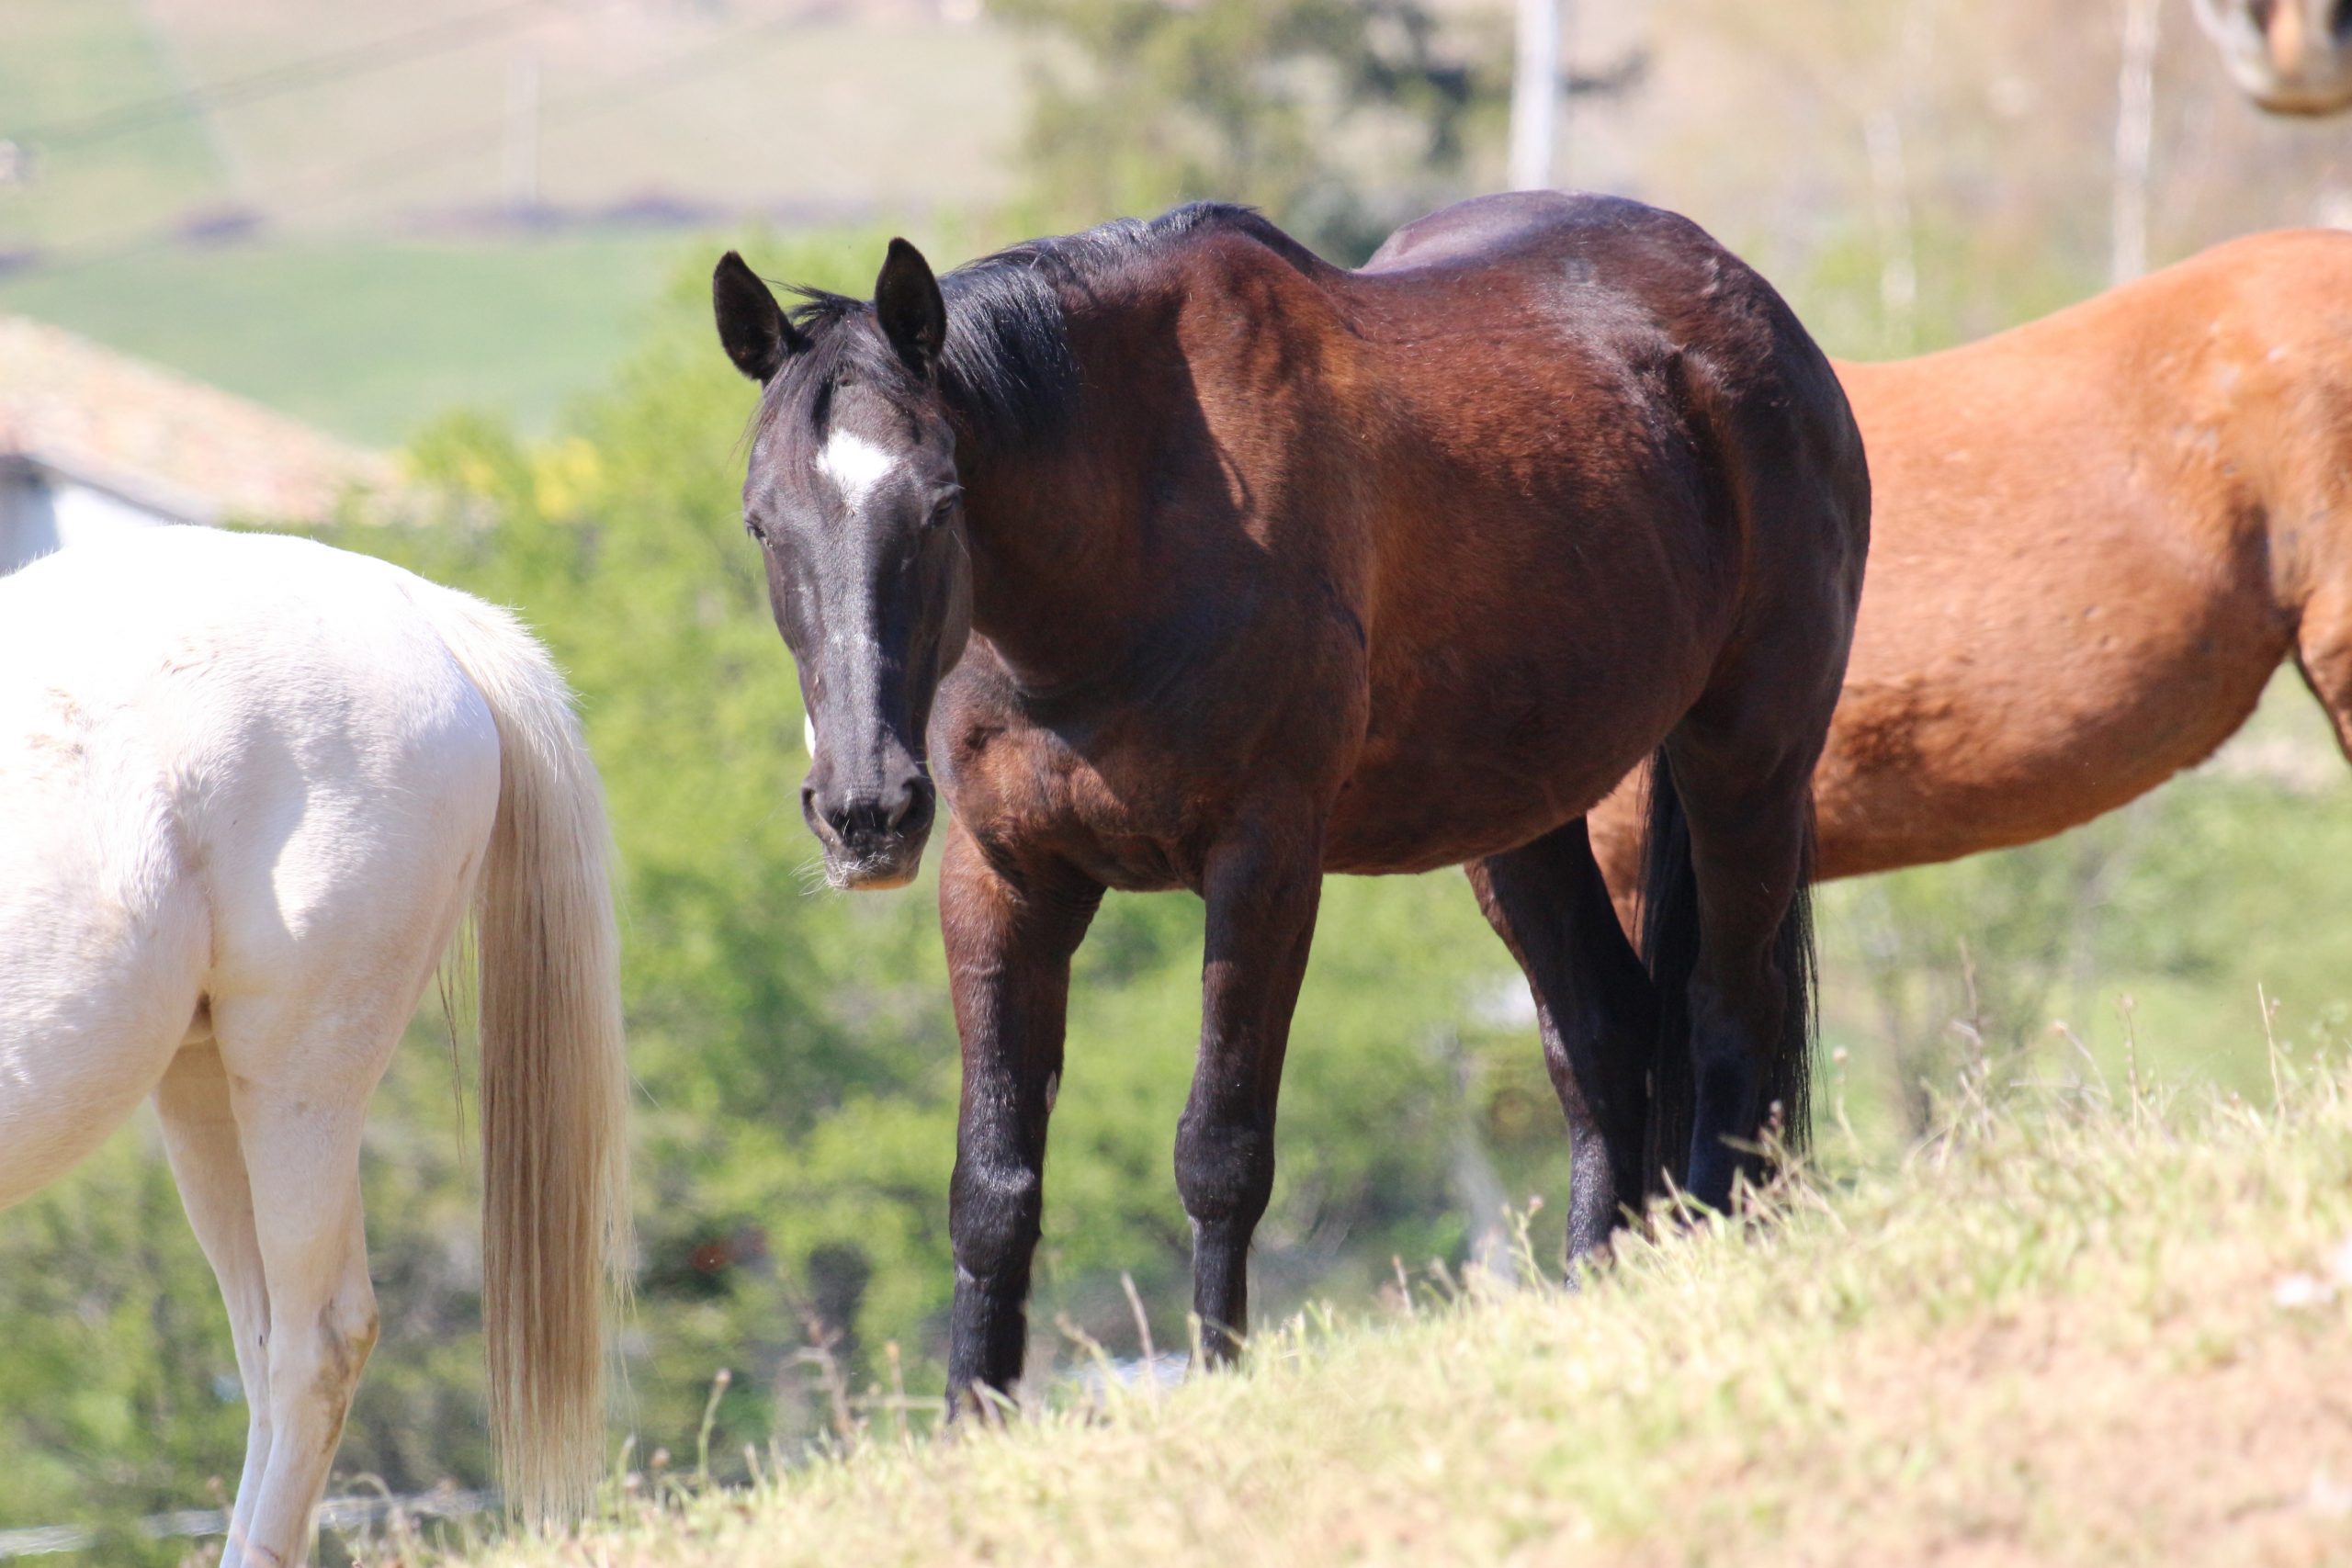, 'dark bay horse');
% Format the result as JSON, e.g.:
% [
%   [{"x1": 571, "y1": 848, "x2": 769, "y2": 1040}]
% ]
[
  {"x1": 712, "y1": 192, "x2": 1870, "y2": 1404},
  {"x1": 1591, "y1": 229, "x2": 2352, "y2": 909}
]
